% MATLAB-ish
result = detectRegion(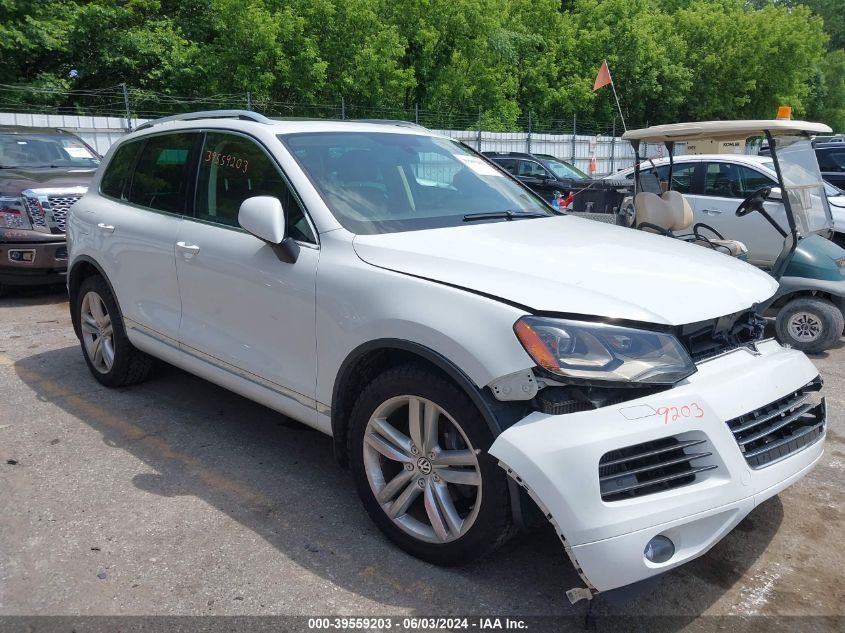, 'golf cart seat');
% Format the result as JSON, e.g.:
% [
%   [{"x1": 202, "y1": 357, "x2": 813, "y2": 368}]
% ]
[{"x1": 634, "y1": 191, "x2": 748, "y2": 257}]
